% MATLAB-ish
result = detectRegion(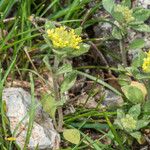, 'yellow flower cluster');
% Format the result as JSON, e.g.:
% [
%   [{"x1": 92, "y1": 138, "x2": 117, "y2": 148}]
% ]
[
  {"x1": 47, "y1": 26, "x2": 82, "y2": 49},
  {"x1": 121, "y1": 114, "x2": 137, "y2": 131},
  {"x1": 142, "y1": 51, "x2": 150, "y2": 72},
  {"x1": 115, "y1": 5, "x2": 135, "y2": 23}
]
